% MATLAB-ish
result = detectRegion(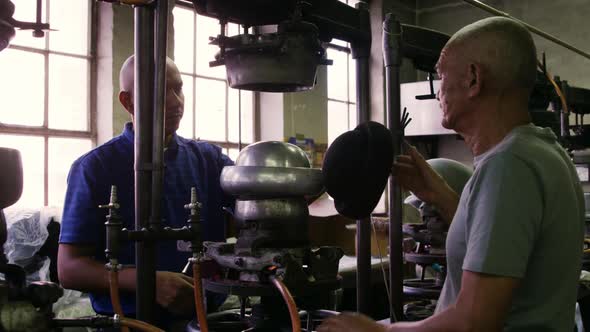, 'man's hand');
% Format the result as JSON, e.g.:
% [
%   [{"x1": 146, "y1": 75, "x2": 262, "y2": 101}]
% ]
[
  {"x1": 155, "y1": 271, "x2": 195, "y2": 316},
  {"x1": 318, "y1": 313, "x2": 388, "y2": 332},
  {"x1": 393, "y1": 144, "x2": 447, "y2": 204},
  {"x1": 393, "y1": 144, "x2": 459, "y2": 224}
]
